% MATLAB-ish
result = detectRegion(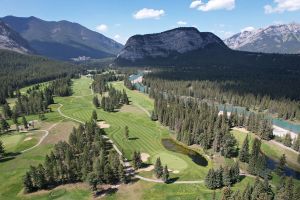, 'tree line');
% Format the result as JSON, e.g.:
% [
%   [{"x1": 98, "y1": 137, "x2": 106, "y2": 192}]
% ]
[{"x1": 143, "y1": 69, "x2": 300, "y2": 121}]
